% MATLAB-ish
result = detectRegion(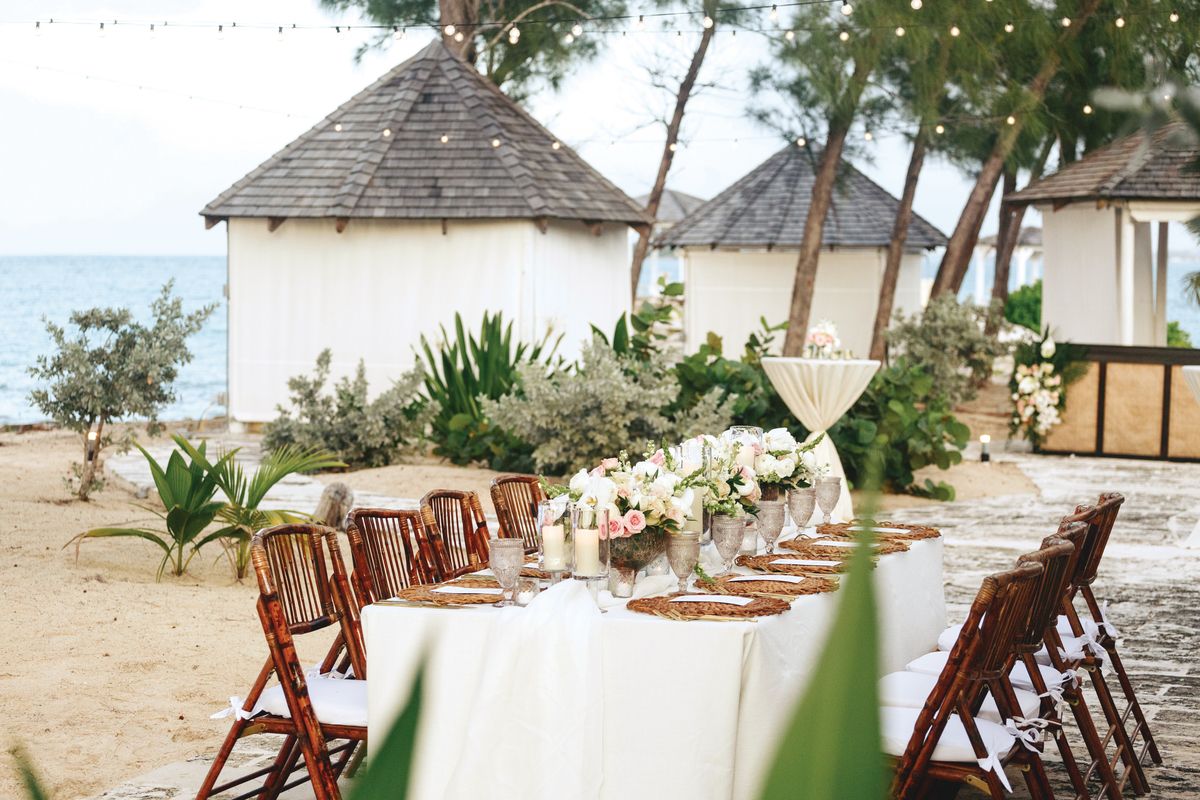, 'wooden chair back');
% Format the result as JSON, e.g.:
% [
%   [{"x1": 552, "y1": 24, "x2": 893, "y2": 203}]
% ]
[
  {"x1": 1014, "y1": 534, "x2": 1078, "y2": 656},
  {"x1": 346, "y1": 508, "x2": 438, "y2": 606},
  {"x1": 490, "y1": 475, "x2": 544, "y2": 553},
  {"x1": 1082, "y1": 492, "x2": 1124, "y2": 585},
  {"x1": 420, "y1": 489, "x2": 490, "y2": 575}
]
